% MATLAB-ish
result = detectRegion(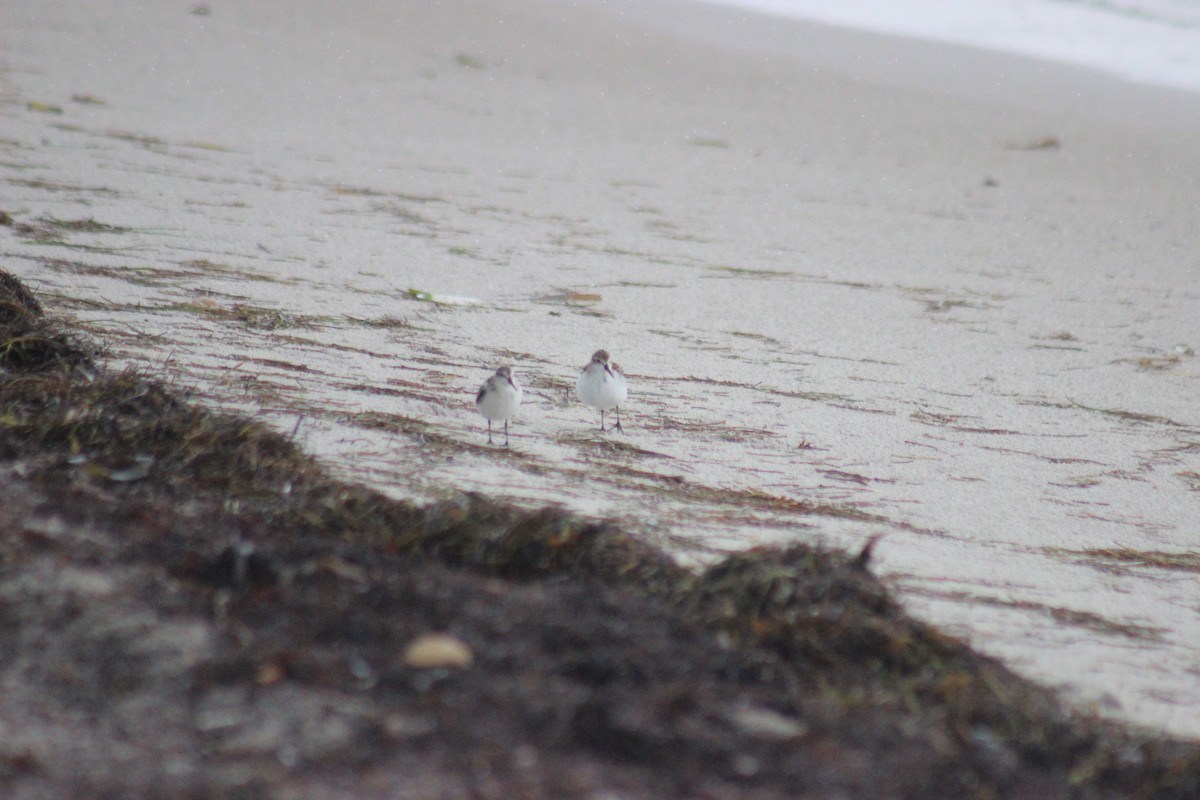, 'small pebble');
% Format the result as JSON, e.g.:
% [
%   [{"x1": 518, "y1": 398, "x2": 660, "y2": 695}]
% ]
[
  {"x1": 403, "y1": 633, "x2": 474, "y2": 669},
  {"x1": 727, "y1": 704, "x2": 807, "y2": 740}
]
